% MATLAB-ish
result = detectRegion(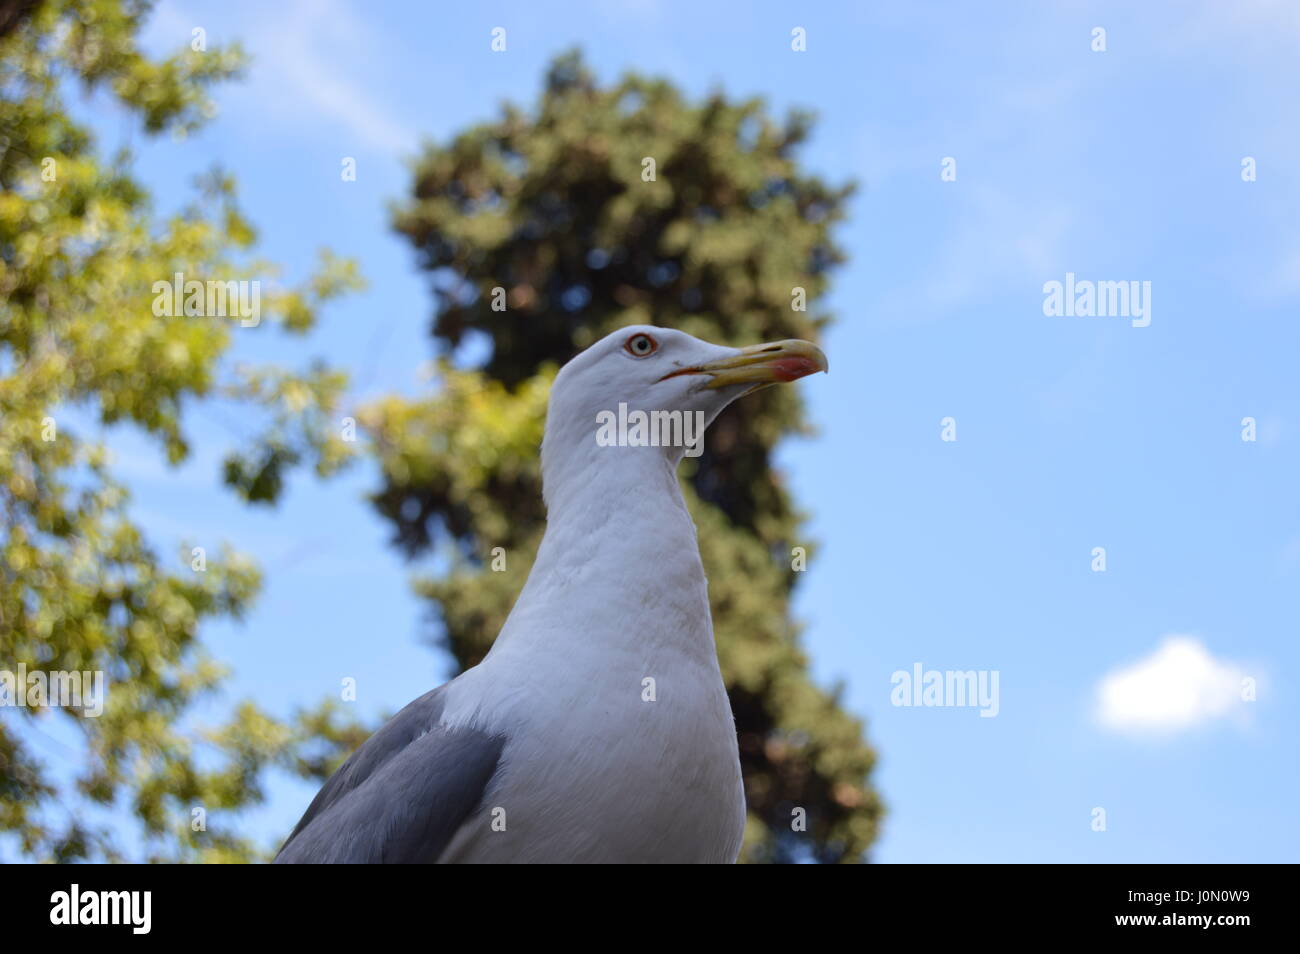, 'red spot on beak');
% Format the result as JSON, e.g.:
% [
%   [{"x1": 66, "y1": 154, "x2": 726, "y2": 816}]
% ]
[{"x1": 771, "y1": 356, "x2": 821, "y2": 382}]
